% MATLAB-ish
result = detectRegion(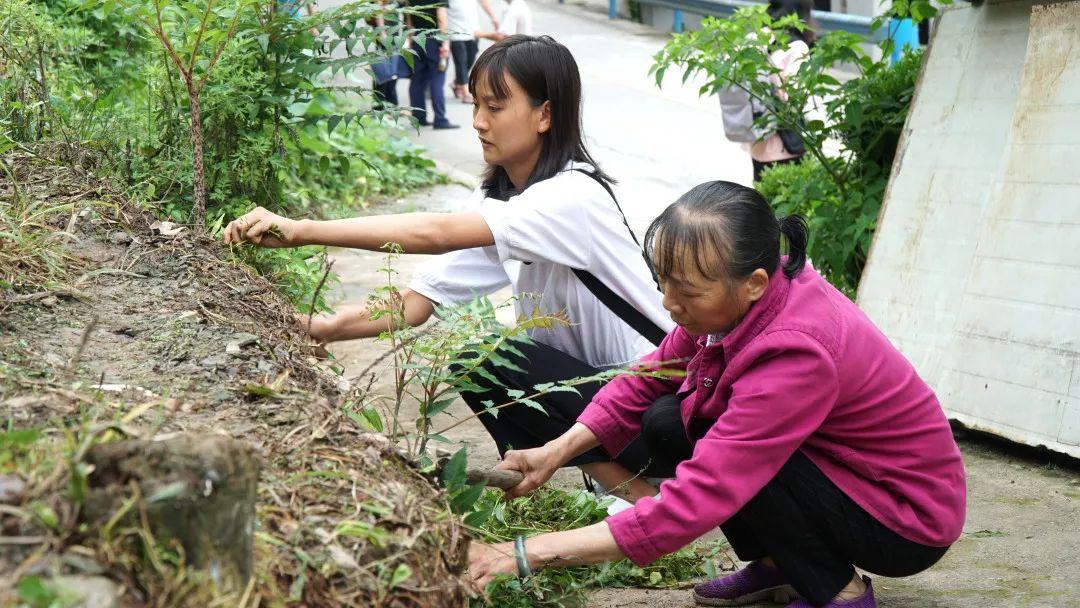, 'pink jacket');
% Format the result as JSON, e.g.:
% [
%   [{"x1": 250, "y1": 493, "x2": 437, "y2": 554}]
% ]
[{"x1": 577, "y1": 264, "x2": 966, "y2": 566}]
